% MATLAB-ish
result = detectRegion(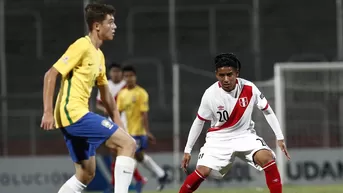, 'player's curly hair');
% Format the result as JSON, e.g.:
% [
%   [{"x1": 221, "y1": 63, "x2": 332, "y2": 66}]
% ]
[
  {"x1": 214, "y1": 53, "x2": 241, "y2": 71},
  {"x1": 85, "y1": 1, "x2": 116, "y2": 31}
]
